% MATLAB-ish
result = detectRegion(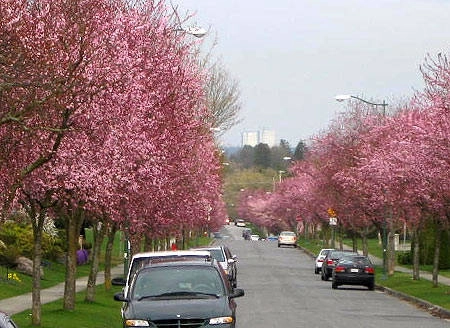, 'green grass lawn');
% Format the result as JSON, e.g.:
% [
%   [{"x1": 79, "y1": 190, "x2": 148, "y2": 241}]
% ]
[
  {"x1": 12, "y1": 284, "x2": 124, "y2": 328},
  {"x1": 0, "y1": 229, "x2": 124, "y2": 300}
]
